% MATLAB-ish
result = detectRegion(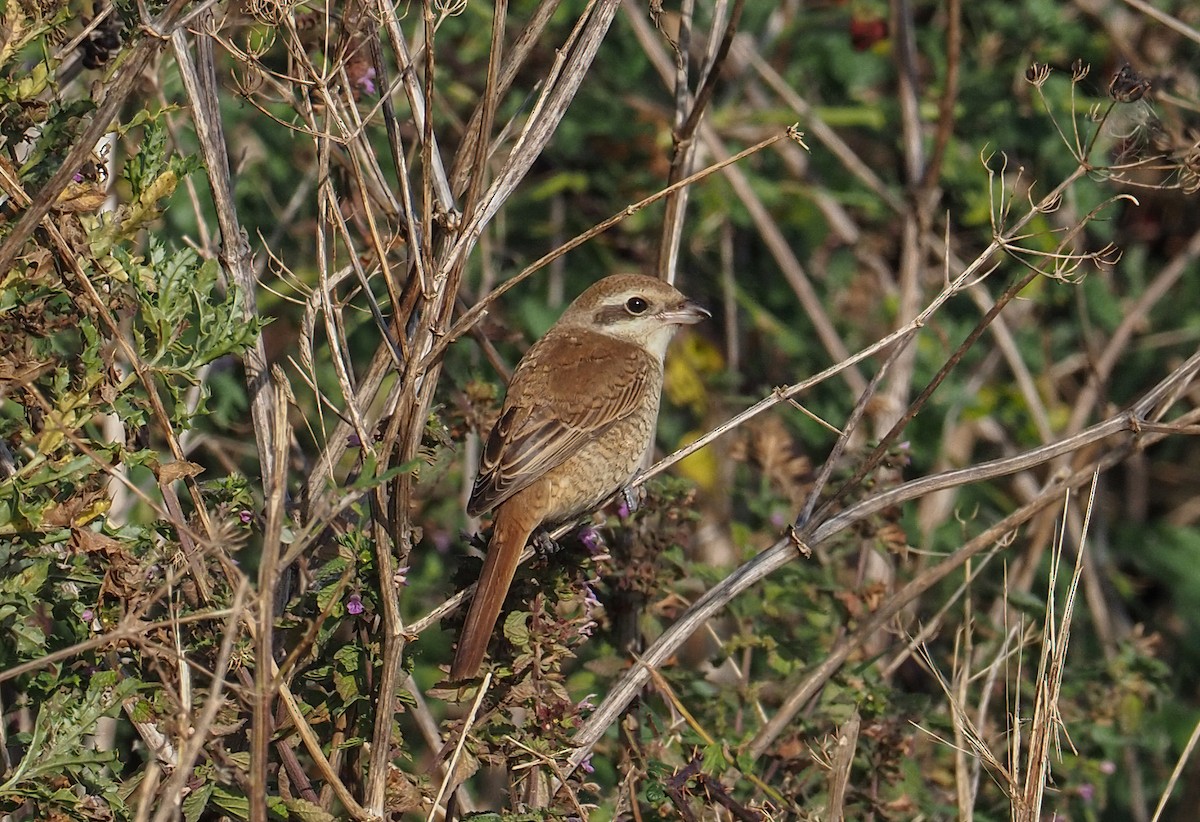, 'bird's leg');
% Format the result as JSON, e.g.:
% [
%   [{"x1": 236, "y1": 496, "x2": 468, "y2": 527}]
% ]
[
  {"x1": 531, "y1": 528, "x2": 563, "y2": 557},
  {"x1": 618, "y1": 484, "x2": 643, "y2": 518}
]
